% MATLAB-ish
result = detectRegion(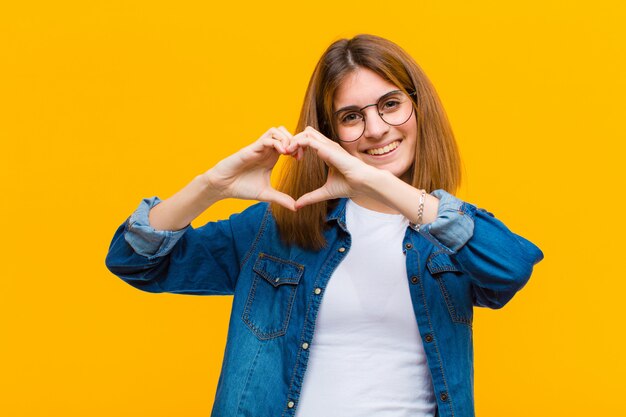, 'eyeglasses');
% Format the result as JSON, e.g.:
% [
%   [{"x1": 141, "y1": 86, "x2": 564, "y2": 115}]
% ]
[{"x1": 333, "y1": 90, "x2": 416, "y2": 143}]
